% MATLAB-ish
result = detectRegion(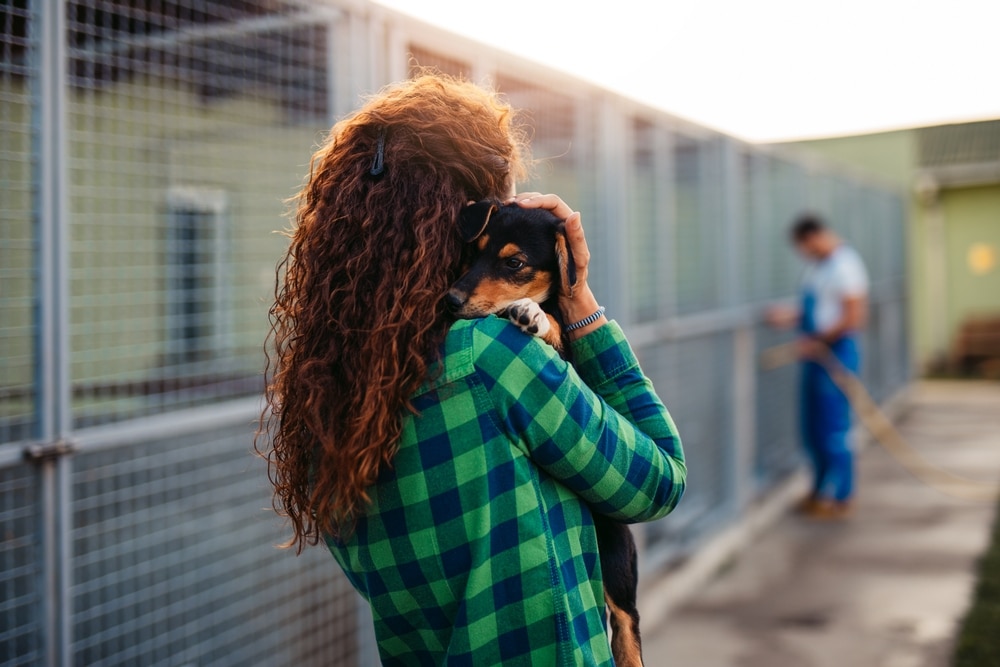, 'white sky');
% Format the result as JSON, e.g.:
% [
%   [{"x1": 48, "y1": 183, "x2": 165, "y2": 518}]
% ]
[{"x1": 372, "y1": 0, "x2": 1000, "y2": 142}]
